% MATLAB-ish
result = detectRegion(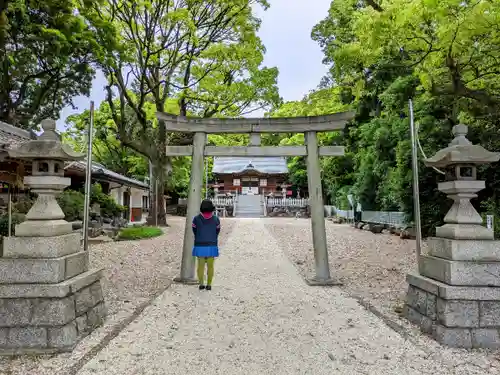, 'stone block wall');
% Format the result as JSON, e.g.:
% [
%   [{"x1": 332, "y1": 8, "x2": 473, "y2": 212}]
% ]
[
  {"x1": 405, "y1": 273, "x2": 500, "y2": 348},
  {"x1": 0, "y1": 272, "x2": 106, "y2": 354},
  {"x1": 266, "y1": 206, "x2": 310, "y2": 218}
]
